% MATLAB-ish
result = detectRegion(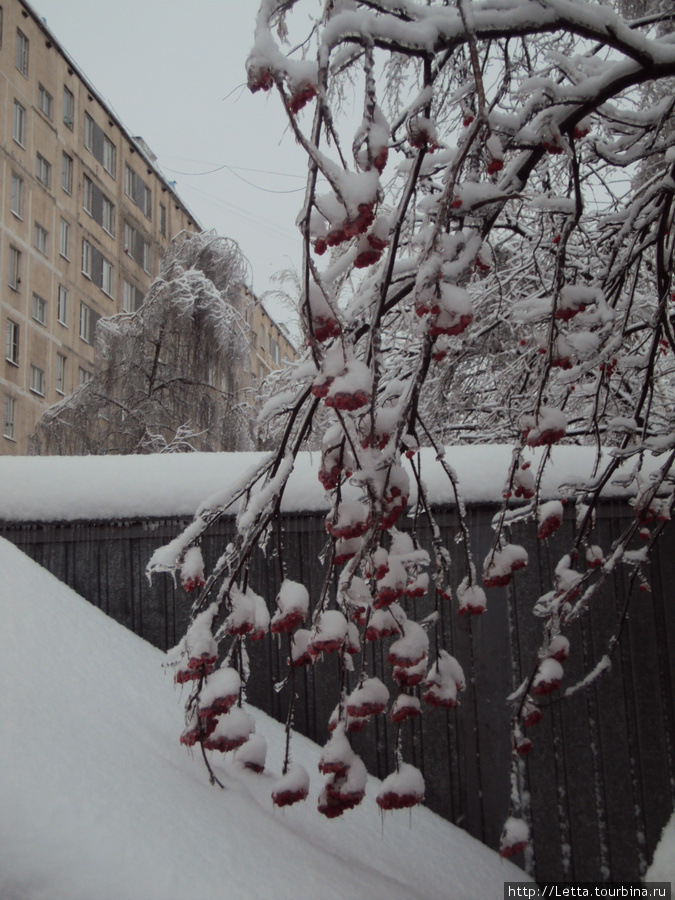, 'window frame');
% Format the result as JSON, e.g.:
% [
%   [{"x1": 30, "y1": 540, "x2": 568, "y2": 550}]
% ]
[
  {"x1": 83, "y1": 174, "x2": 93, "y2": 215},
  {"x1": 78, "y1": 366, "x2": 92, "y2": 386},
  {"x1": 61, "y1": 152, "x2": 73, "y2": 194},
  {"x1": 59, "y1": 218, "x2": 71, "y2": 260},
  {"x1": 29, "y1": 364, "x2": 45, "y2": 397},
  {"x1": 79, "y1": 302, "x2": 91, "y2": 342},
  {"x1": 81, "y1": 238, "x2": 92, "y2": 278},
  {"x1": 3, "y1": 395, "x2": 16, "y2": 442},
  {"x1": 15, "y1": 28, "x2": 28, "y2": 77},
  {"x1": 38, "y1": 84, "x2": 53, "y2": 120},
  {"x1": 102, "y1": 135, "x2": 116, "y2": 178},
  {"x1": 142, "y1": 241, "x2": 151, "y2": 275},
  {"x1": 57, "y1": 285, "x2": 68, "y2": 326},
  {"x1": 8, "y1": 246, "x2": 20, "y2": 291},
  {"x1": 63, "y1": 85, "x2": 74, "y2": 130},
  {"x1": 102, "y1": 258, "x2": 114, "y2": 298},
  {"x1": 31, "y1": 292, "x2": 47, "y2": 326},
  {"x1": 33, "y1": 222, "x2": 48, "y2": 256},
  {"x1": 55, "y1": 353, "x2": 67, "y2": 395},
  {"x1": 13, "y1": 99, "x2": 25, "y2": 146},
  {"x1": 84, "y1": 112, "x2": 94, "y2": 152},
  {"x1": 36, "y1": 153, "x2": 52, "y2": 189},
  {"x1": 159, "y1": 203, "x2": 167, "y2": 237},
  {"x1": 123, "y1": 279, "x2": 133, "y2": 313},
  {"x1": 10, "y1": 172, "x2": 24, "y2": 218},
  {"x1": 102, "y1": 195, "x2": 115, "y2": 237},
  {"x1": 5, "y1": 319, "x2": 19, "y2": 365}
]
